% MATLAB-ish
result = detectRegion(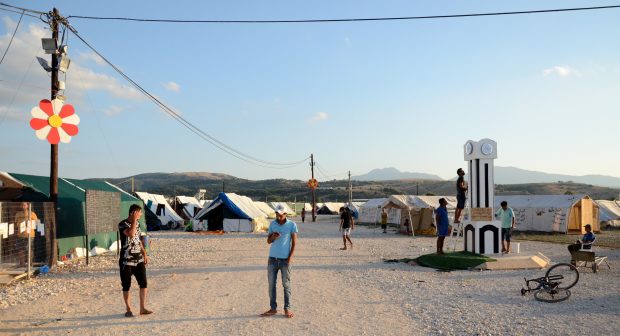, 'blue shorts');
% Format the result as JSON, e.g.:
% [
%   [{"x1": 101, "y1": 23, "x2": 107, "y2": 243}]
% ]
[
  {"x1": 437, "y1": 225, "x2": 449, "y2": 237},
  {"x1": 501, "y1": 228, "x2": 512, "y2": 242},
  {"x1": 457, "y1": 194, "x2": 466, "y2": 209}
]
